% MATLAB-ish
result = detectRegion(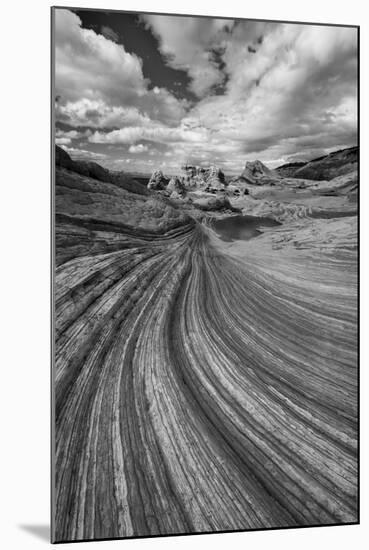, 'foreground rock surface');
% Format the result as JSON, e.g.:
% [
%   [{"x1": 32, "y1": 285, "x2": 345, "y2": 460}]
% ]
[{"x1": 54, "y1": 149, "x2": 358, "y2": 542}]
